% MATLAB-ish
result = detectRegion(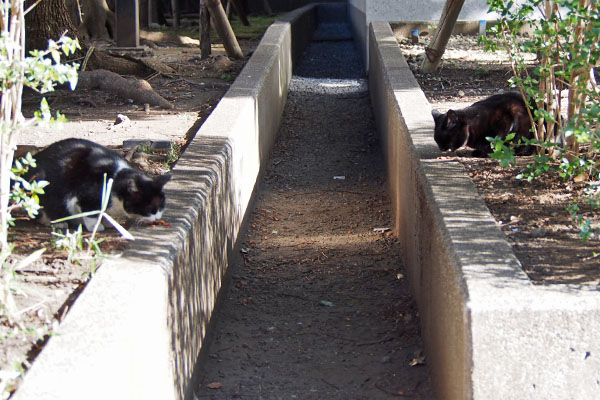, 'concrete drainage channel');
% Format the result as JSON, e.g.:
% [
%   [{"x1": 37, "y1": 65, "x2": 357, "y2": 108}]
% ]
[{"x1": 12, "y1": 4, "x2": 600, "y2": 400}]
